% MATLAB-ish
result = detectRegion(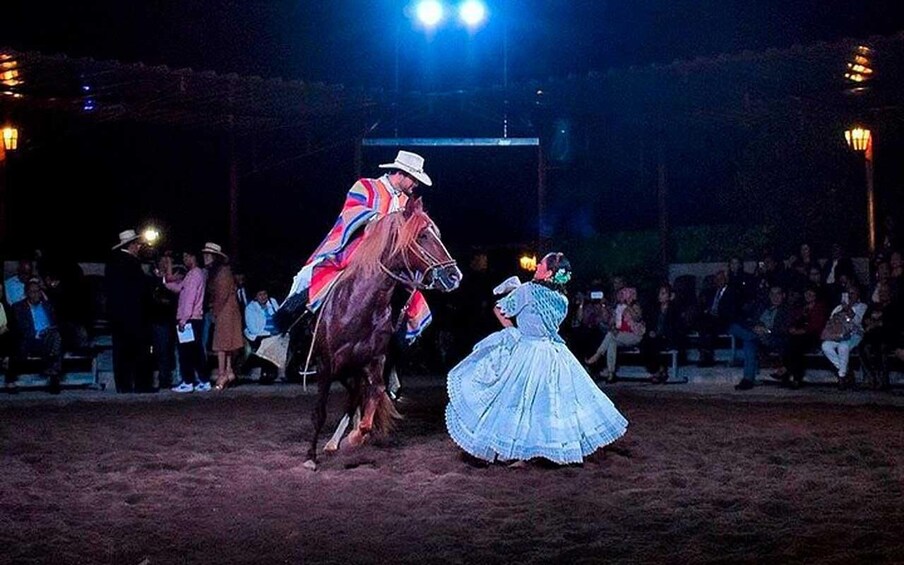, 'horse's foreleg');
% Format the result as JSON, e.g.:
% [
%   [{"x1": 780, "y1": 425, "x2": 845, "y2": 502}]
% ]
[
  {"x1": 324, "y1": 413, "x2": 350, "y2": 452},
  {"x1": 304, "y1": 377, "x2": 331, "y2": 470}
]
